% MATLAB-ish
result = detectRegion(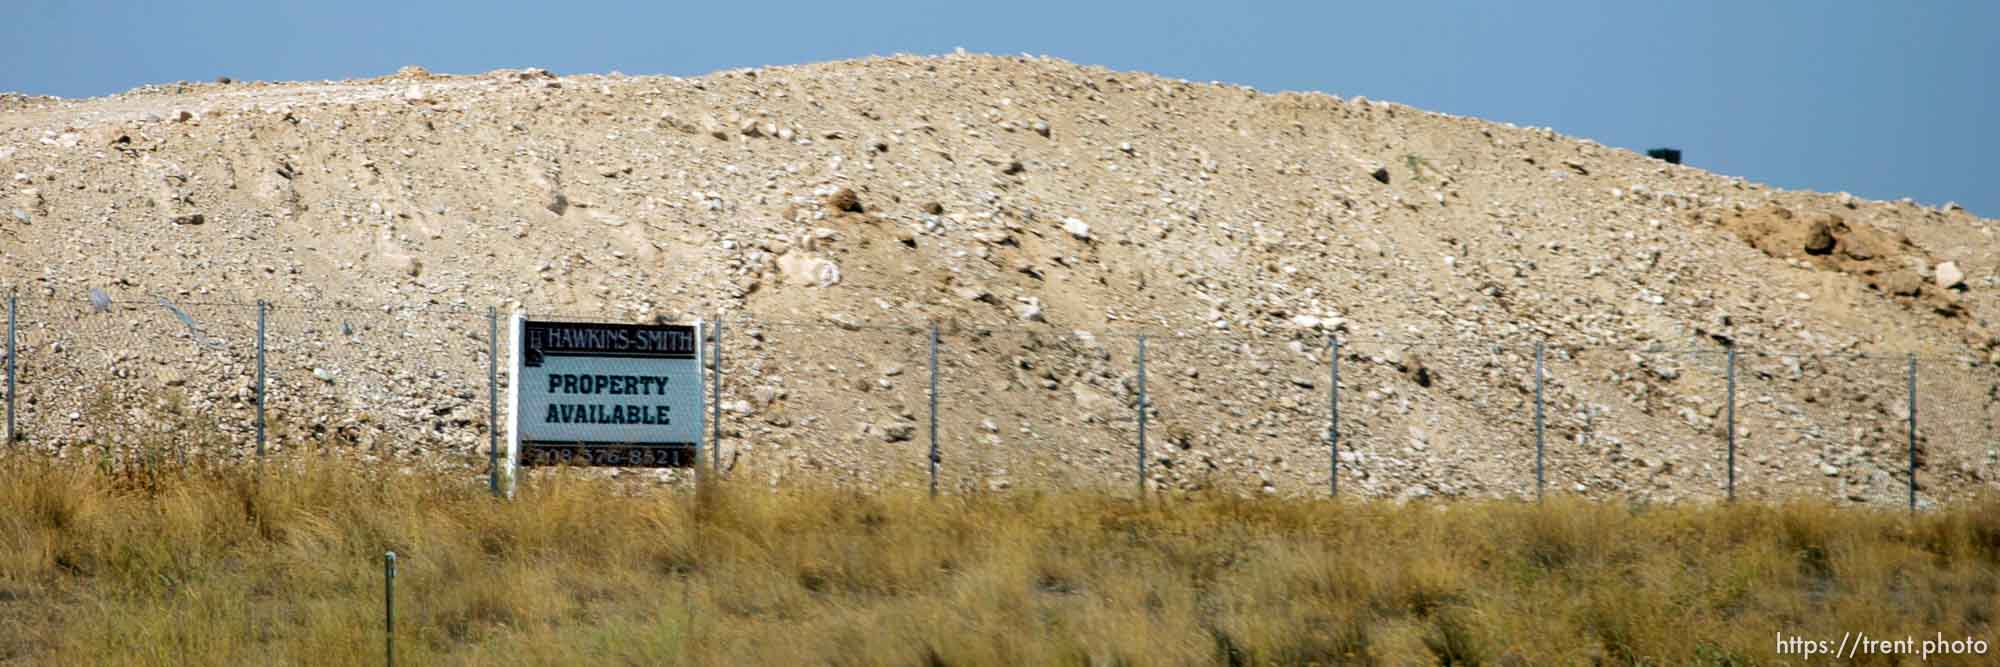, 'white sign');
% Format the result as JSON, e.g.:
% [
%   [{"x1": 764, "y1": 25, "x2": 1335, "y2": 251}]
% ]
[{"x1": 506, "y1": 314, "x2": 704, "y2": 484}]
